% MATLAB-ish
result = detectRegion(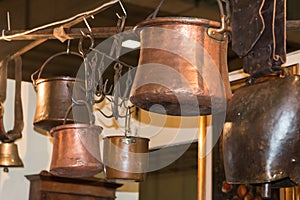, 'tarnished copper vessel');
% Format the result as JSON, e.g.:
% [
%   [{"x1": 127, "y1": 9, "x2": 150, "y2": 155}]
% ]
[
  {"x1": 32, "y1": 52, "x2": 88, "y2": 132},
  {"x1": 223, "y1": 74, "x2": 300, "y2": 185},
  {"x1": 103, "y1": 136, "x2": 149, "y2": 182},
  {"x1": 50, "y1": 124, "x2": 103, "y2": 178},
  {"x1": 130, "y1": 17, "x2": 232, "y2": 116}
]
